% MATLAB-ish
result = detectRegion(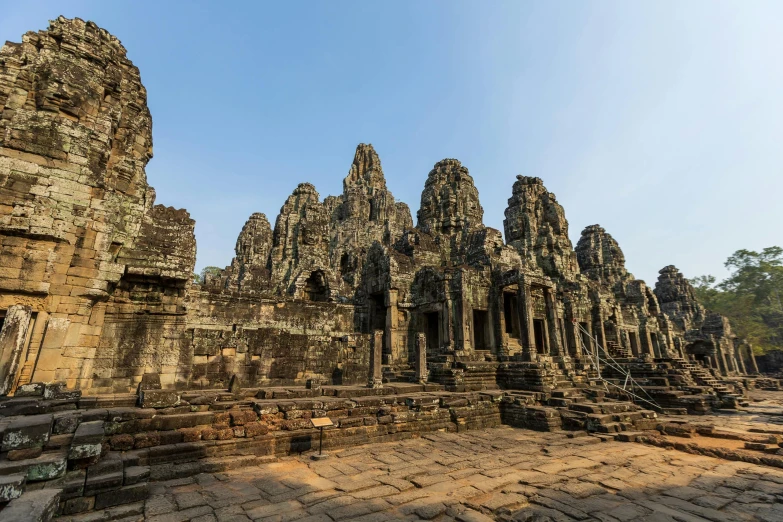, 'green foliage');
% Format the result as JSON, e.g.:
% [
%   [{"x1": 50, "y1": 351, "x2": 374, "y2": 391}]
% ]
[
  {"x1": 691, "y1": 247, "x2": 783, "y2": 353},
  {"x1": 193, "y1": 266, "x2": 223, "y2": 284}
]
